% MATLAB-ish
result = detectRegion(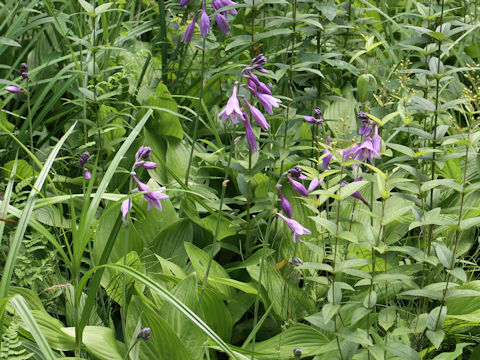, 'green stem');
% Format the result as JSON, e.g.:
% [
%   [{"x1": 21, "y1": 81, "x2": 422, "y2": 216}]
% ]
[
  {"x1": 185, "y1": 38, "x2": 207, "y2": 186},
  {"x1": 198, "y1": 126, "x2": 236, "y2": 305}
]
